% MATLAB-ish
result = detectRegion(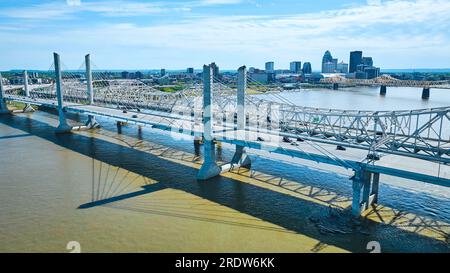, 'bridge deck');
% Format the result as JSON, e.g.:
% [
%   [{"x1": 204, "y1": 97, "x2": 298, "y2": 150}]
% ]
[{"x1": 5, "y1": 95, "x2": 450, "y2": 187}]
